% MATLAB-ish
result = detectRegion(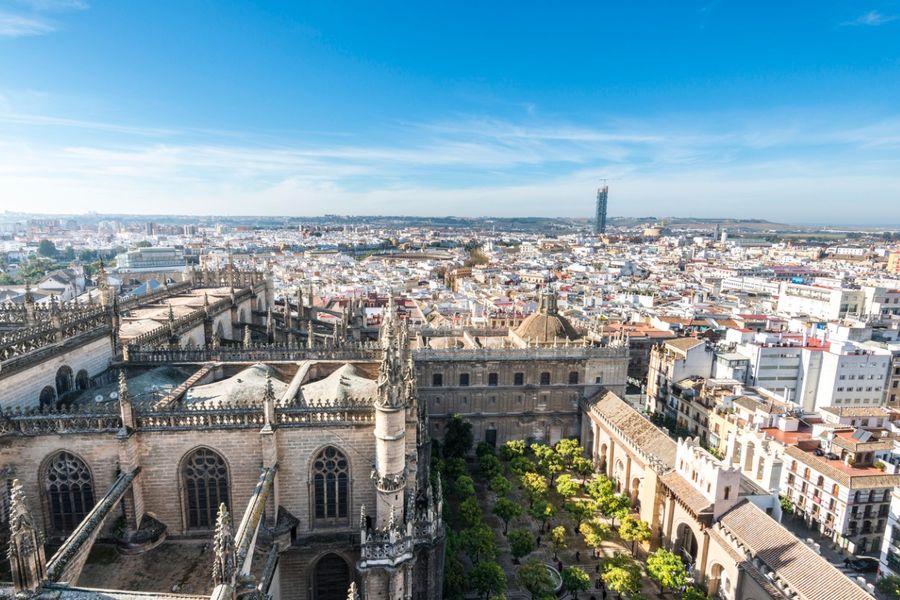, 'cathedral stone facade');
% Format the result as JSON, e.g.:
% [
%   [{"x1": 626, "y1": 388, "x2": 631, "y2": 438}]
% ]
[{"x1": 1, "y1": 274, "x2": 623, "y2": 600}]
